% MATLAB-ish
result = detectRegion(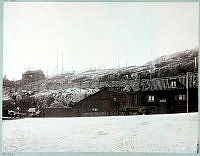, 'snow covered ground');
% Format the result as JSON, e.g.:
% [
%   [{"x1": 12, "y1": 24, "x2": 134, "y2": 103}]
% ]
[{"x1": 2, "y1": 113, "x2": 198, "y2": 153}]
